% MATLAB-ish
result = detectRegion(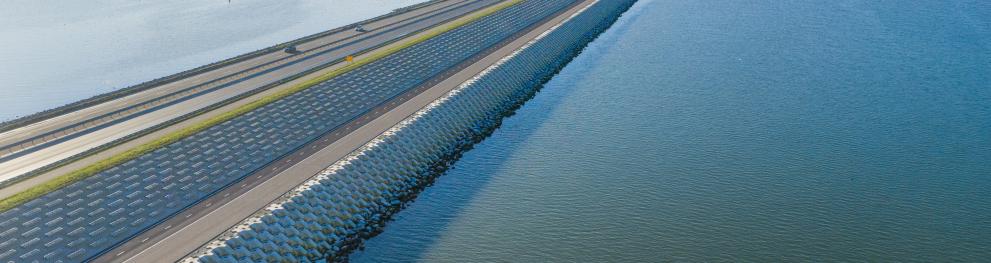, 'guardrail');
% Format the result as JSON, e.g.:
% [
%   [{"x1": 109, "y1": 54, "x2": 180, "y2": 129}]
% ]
[
  {"x1": 0, "y1": 0, "x2": 596, "y2": 260},
  {"x1": 0, "y1": 0, "x2": 476, "y2": 160},
  {"x1": 0, "y1": 0, "x2": 449, "y2": 134},
  {"x1": 0, "y1": 0, "x2": 505, "y2": 209}
]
